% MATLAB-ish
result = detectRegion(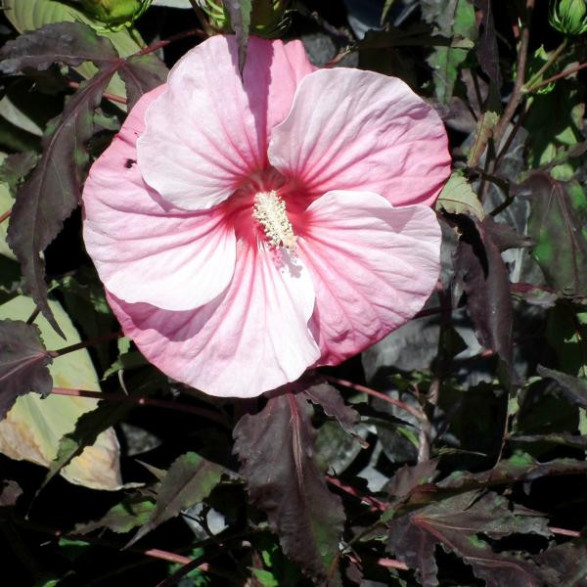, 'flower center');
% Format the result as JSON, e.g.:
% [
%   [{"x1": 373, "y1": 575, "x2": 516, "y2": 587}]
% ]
[{"x1": 253, "y1": 190, "x2": 297, "y2": 250}]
